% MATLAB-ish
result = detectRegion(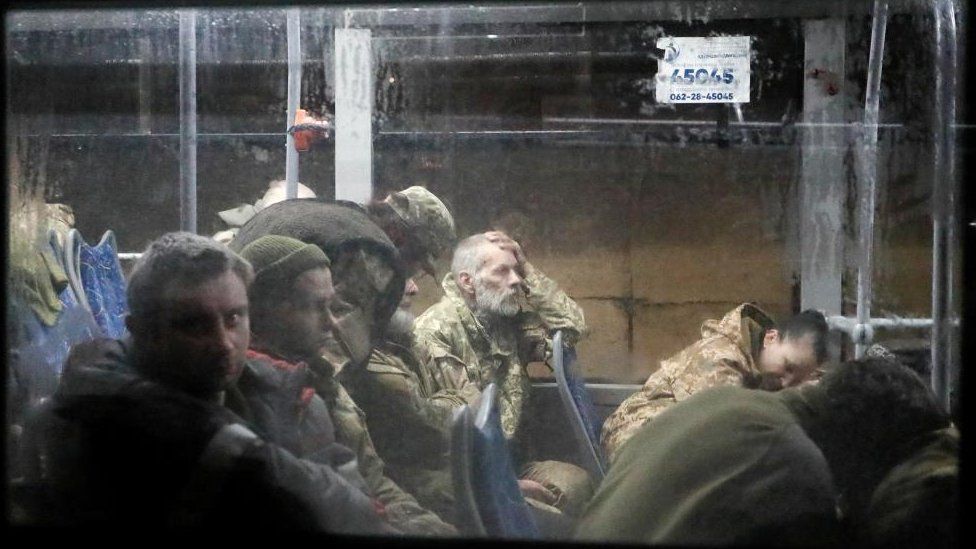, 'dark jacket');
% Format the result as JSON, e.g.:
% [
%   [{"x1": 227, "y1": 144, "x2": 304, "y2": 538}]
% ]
[
  {"x1": 17, "y1": 337, "x2": 383, "y2": 533},
  {"x1": 576, "y1": 386, "x2": 840, "y2": 546},
  {"x1": 230, "y1": 349, "x2": 370, "y2": 494}
]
